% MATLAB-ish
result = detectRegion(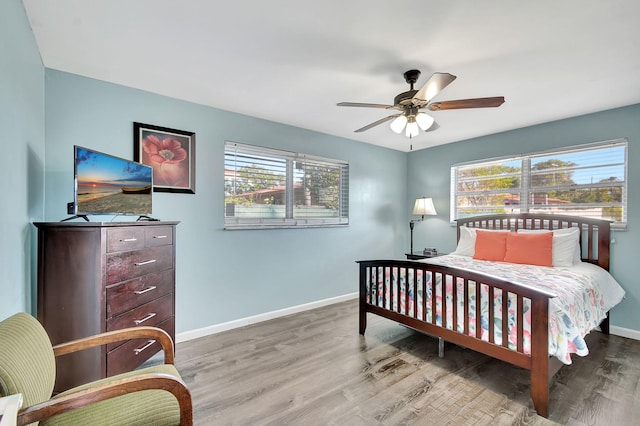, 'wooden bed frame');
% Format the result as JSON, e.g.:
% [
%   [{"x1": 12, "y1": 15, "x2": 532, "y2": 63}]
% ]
[{"x1": 358, "y1": 213, "x2": 611, "y2": 418}]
